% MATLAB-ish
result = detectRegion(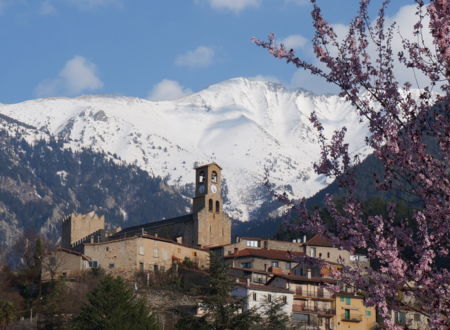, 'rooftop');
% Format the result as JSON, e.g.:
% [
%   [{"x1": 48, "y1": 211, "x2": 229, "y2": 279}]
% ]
[
  {"x1": 224, "y1": 248, "x2": 304, "y2": 261},
  {"x1": 306, "y1": 234, "x2": 334, "y2": 247}
]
